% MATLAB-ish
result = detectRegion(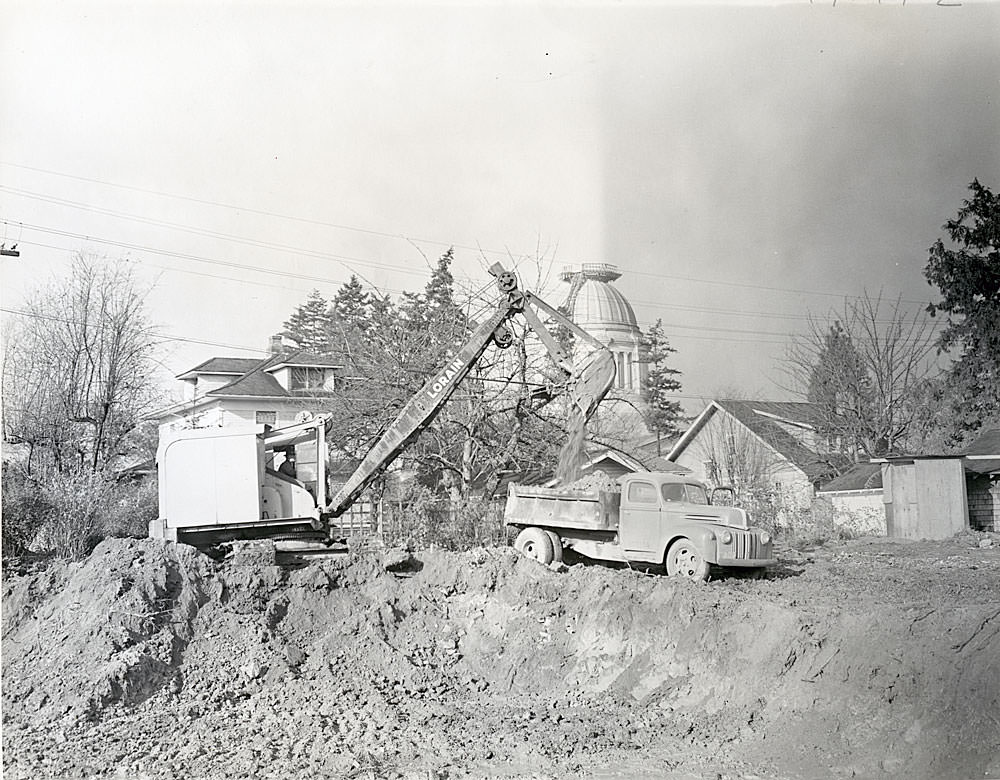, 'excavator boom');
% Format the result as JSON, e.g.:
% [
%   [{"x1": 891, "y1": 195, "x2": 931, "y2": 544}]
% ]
[
  {"x1": 326, "y1": 302, "x2": 514, "y2": 517},
  {"x1": 324, "y1": 263, "x2": 615, "y2": 524}
]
